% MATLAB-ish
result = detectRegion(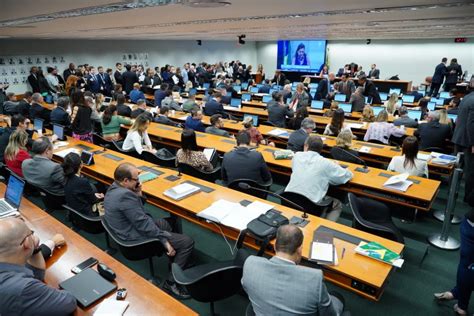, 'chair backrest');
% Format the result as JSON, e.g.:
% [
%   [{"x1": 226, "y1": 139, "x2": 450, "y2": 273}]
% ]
[
  {"x1": 227, "y1": 179, "x2": 268, "y2": 199},
  {"x1": 367, "y1": 138, "x2": 386, "y2": 145},
  {"x1": 177, "y1": 163, "x2": 221, "y2": 183},
  {"x1": 141, "y1": 149, "x2": 176, "y2": 168},
  {"x1": 419, "y1": 146, "x2": 444, "y2": 154},
  {"x1": 63, "y1": 204, "x2": 103, "y2": 234},
  {"x1": 112, "y1": 140, "x2": 140, "y2": 158},
  {"x1": 100, "y1": 217, "x2": 164, "y2": 261},
  {"x1": 261, "y1": 121, "x2": 275, "y2": 127},
  {"x1": 280, "y1": 191, "x2": 325, "y2": 217},
  {"x1": 29, "y1": 183, "x2": 65, "y2": 212},
  {"x1": 92, "y1": 132, "x2": 114, "y2": 148},
  {"x1": 330, "y1": 147, "x2": 365, "y2": 166}
]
